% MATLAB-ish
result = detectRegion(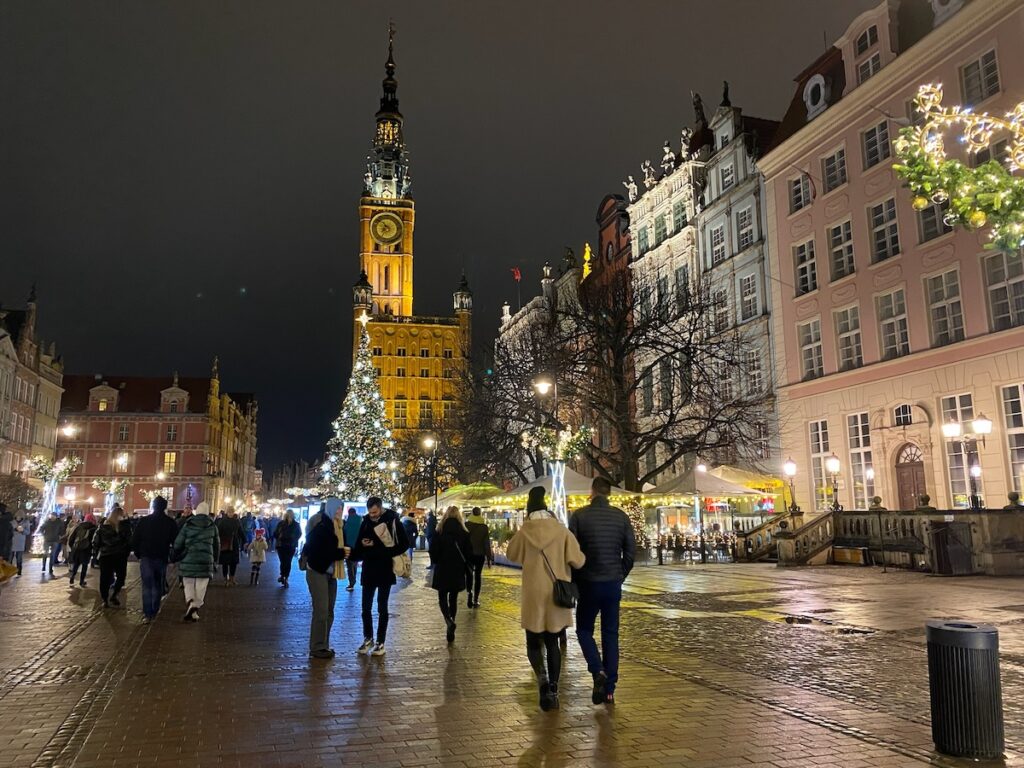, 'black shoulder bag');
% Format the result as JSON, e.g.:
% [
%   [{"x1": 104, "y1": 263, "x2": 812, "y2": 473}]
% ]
[{"x1": 539, "y1": 548, "x2": 579, "y2": 609}]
